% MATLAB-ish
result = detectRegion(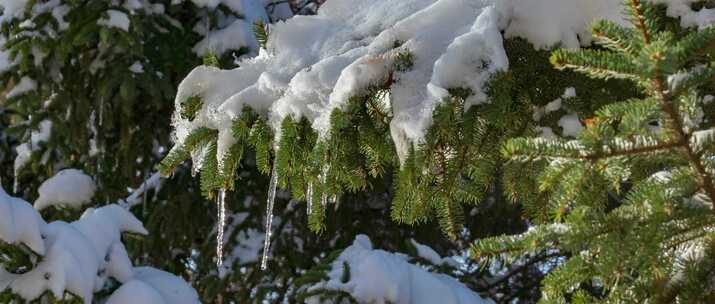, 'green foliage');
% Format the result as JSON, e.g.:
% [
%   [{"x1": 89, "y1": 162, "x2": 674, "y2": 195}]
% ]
[
  {"x1": 180, "y1": 96, "x2": 204, "y2": 121},
  {"x1": 161, "y1": 28, "x2": 640, "y2": 243},
  {"x1": 0, "y1": 242, "x2": 36, "y2": 274},
  {"x1": 0, "y1": 1, "x2": 269, "y2": 303},
  {"x1": 253, "y1": 20, "x2": 269, "y2": 49},
  {"x1": 473, "y1": 1, "x2": 715, "y2": 302},
  {"x1": 0, "y1": 0, "x2": 203, "y2": 201}
]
